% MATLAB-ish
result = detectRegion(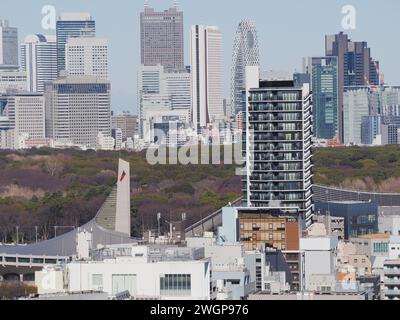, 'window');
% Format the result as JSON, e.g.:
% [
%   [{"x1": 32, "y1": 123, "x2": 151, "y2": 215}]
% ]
[
  {"x1": 92, "y1": 274, "x2": 103, "y2": 287},
  {"x1": 160, "y1": 274, "x2": 191, "y2": 297}
]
